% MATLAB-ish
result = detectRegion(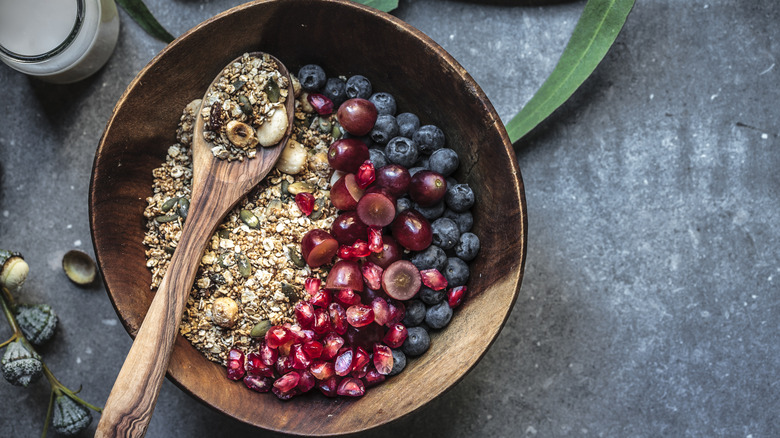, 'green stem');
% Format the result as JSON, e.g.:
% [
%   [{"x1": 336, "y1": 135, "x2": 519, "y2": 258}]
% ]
[
  {"x1": 0, "y1": 288, "x2": 22, "y2": 336},
  {"x1": 42, "y1": 364, "x2": 103, "y2": 412},
  {"x1": 41, "y1": 389, "x2": 55, "y2": 438}
]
